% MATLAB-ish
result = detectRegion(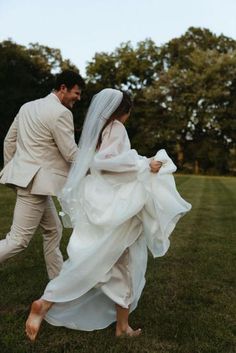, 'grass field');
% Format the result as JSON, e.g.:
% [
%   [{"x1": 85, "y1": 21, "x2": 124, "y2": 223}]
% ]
[{"x1": 0, "y1": 175, "x2": 235, "y2": 353}]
